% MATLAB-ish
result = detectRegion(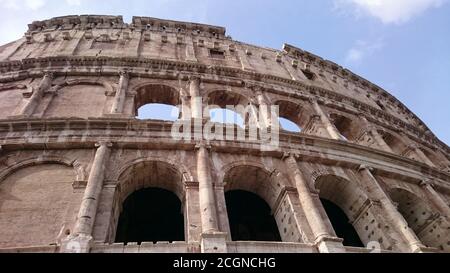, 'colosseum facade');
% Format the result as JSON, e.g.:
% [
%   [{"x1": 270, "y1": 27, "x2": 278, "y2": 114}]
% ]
[{"x1": 0, "y1": 15, "x2": 449, "y2": 253}]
